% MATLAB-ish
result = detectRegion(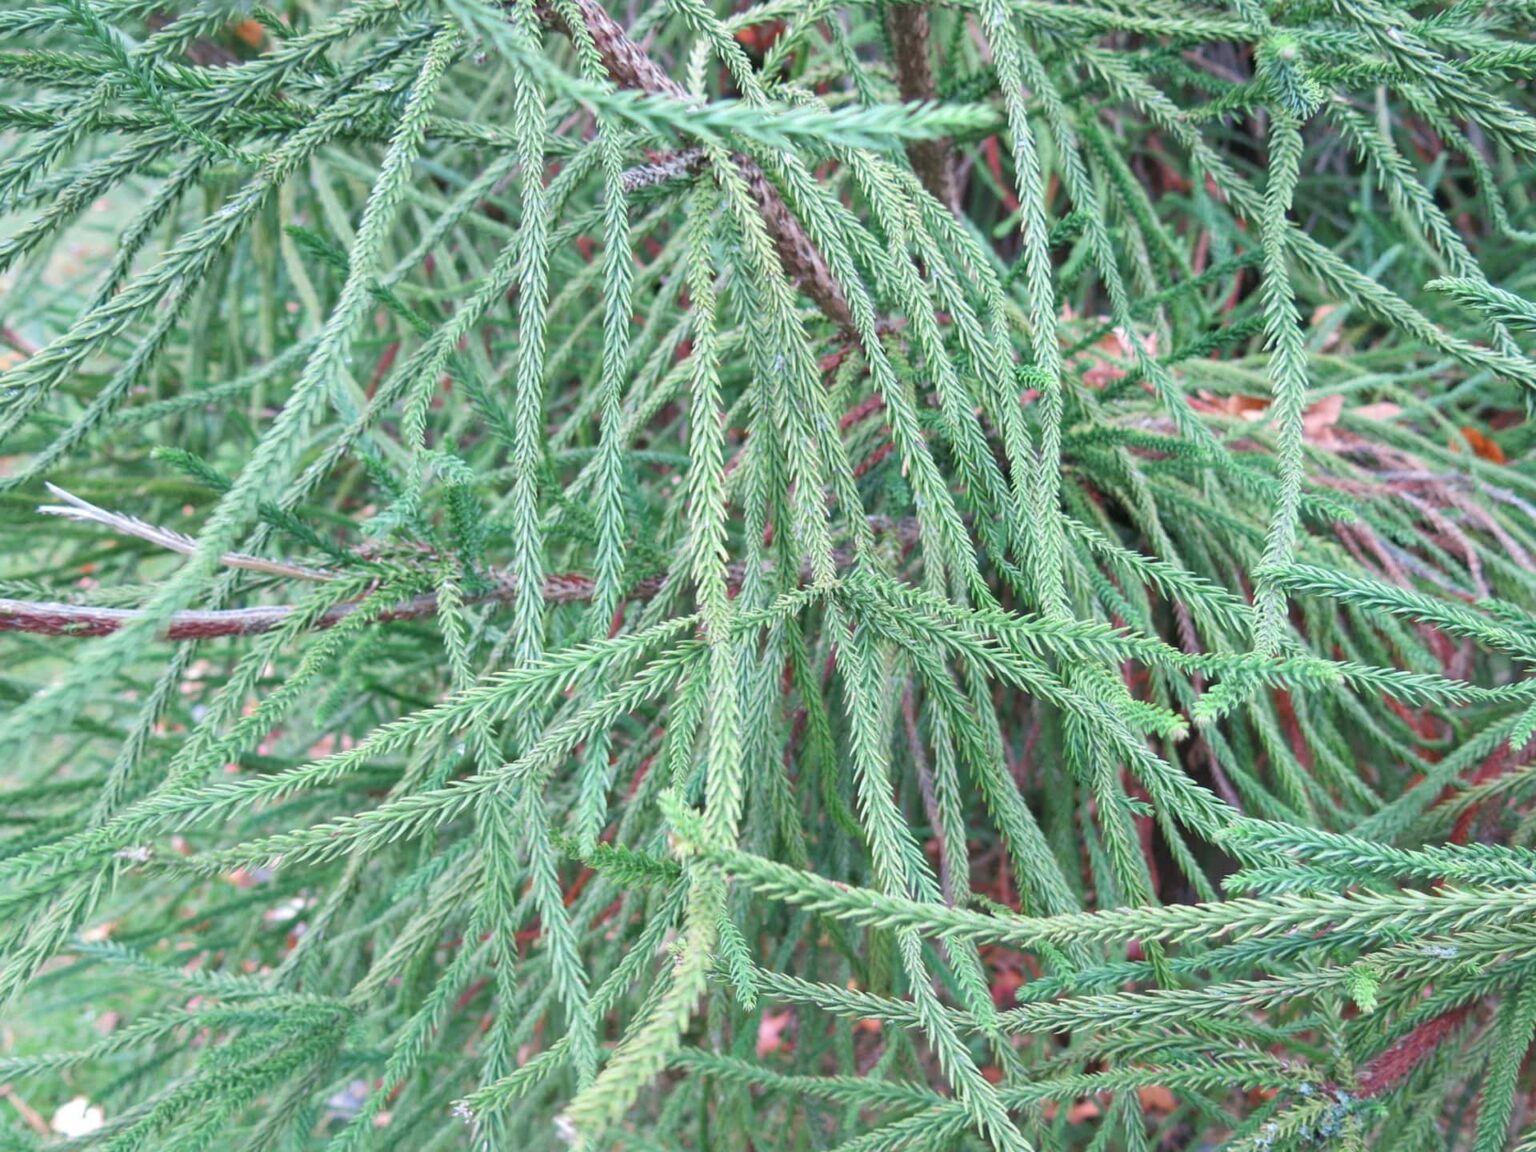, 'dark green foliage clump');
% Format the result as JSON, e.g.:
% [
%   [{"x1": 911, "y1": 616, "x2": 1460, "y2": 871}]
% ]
[{"x1": 4, "y1": 1, "x2": 1536, "y2": 1149}]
